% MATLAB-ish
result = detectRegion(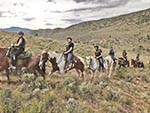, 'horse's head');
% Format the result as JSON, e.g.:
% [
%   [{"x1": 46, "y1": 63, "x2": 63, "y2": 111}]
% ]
[
  {"x1": 86, "y1": 56, "x2": 93, "y2": 69},
  {"x1": 39, "y1": 50, "x2": 49, "y2": 67},
  {"x1": 49, "y1": 57, "x2": 57, "y2": 64}
]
